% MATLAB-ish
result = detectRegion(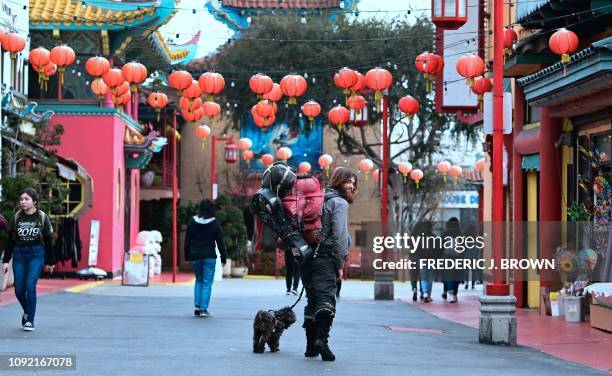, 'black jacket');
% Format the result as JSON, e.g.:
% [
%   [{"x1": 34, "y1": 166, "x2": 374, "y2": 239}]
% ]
[{"x1": 184, "y1": 216, "x2": 227, "y2": 263}]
